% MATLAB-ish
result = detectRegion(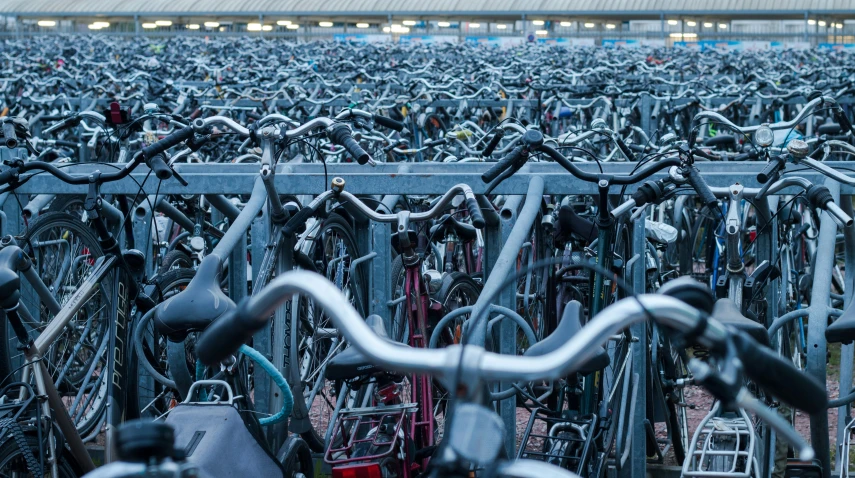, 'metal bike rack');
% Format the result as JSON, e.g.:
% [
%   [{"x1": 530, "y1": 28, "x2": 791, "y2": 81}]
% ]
[{"x1": 5, "y1": 155, "x2": 853, "y2": 478}]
